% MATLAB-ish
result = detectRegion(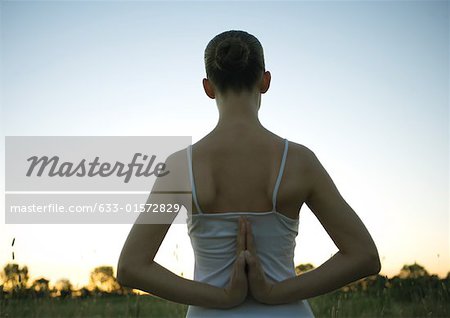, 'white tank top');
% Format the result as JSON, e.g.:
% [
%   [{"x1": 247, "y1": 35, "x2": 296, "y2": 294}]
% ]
[{"x1": 185, "y1": 139, "x2": 315, "y2": 317}]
